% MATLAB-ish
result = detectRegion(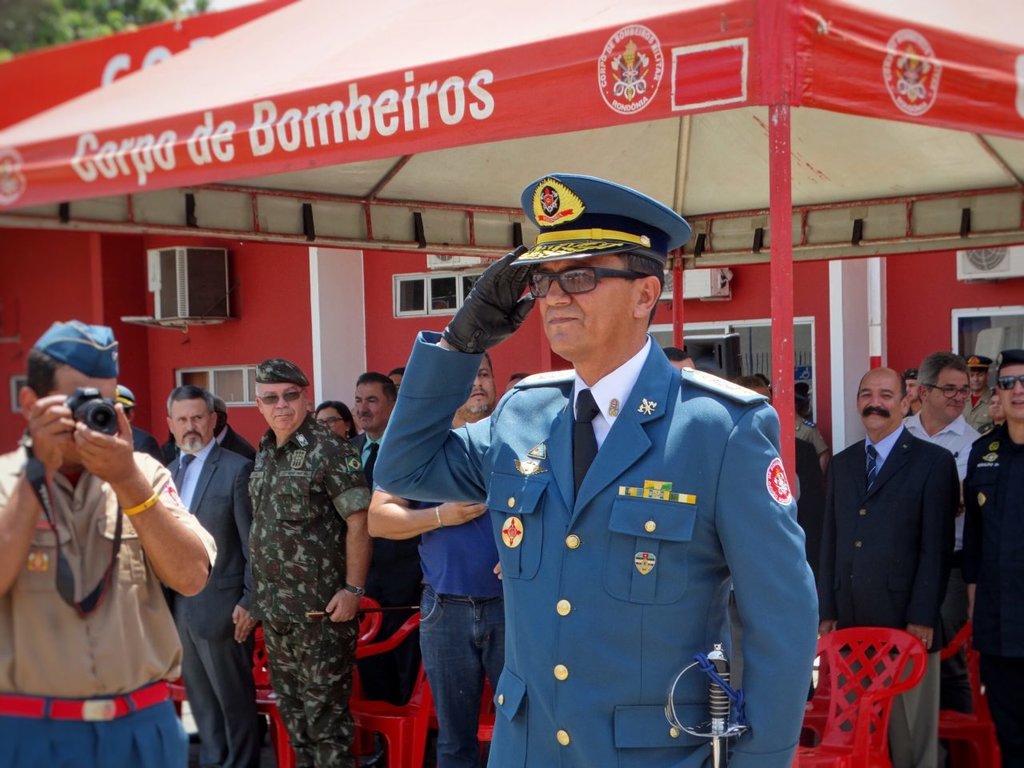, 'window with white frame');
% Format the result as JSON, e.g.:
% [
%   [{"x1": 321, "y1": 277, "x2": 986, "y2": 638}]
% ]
[
  {"x1": 651, "y1": 318, "x2": 817, "y2": 402},
  {"x1": 952, "y1": 305, "x2": 1024, "y2": 381},
  {"x1": 394, "y1": 272, "x2": 483, "y2": 317},
  {"x1": 9, "y1": 375, "x2": 26, "y2": 413},
  {"x1": 176, "y1": 366, "x2": 258, "y2": 406}
]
